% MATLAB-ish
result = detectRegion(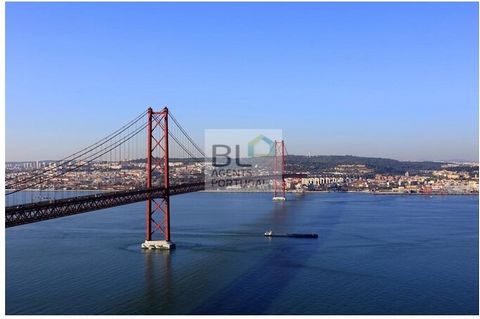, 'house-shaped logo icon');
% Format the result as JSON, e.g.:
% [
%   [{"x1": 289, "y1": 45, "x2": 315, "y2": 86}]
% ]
[{"x1": 248, "y1": 135, "x2": 275, "y2": 157}]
